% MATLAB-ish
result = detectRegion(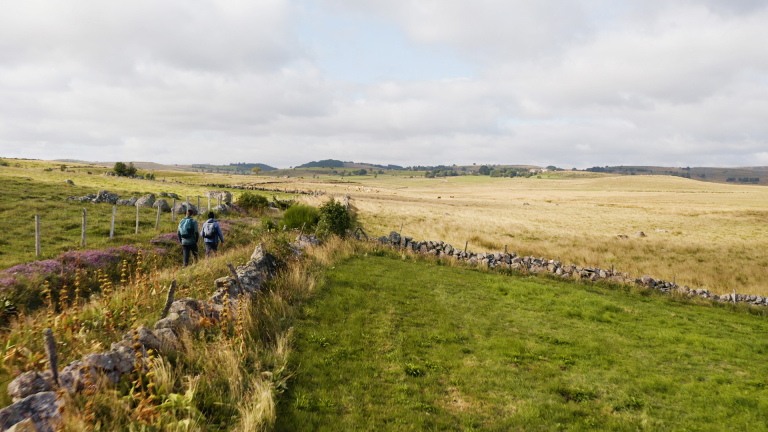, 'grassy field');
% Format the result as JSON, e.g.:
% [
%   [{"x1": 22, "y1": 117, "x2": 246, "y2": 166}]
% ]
[
  {"x1": 277, "y1": 253, "x2": 768, "y2": 431},
  {"x1": 0, "y1": 162, "x2": 289, "y2": 270},
  {"x1": 4, "y1": 158, "x2": 768, "y2": 297},
  {"x1": 290, "y1": 173, "x2": 768, "y2": 296}
]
